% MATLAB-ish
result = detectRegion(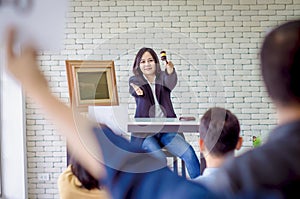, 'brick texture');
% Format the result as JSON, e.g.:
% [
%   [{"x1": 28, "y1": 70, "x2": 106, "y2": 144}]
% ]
[{"x1": 26, "y1": 0, "x2": 299, "y2": 198}]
